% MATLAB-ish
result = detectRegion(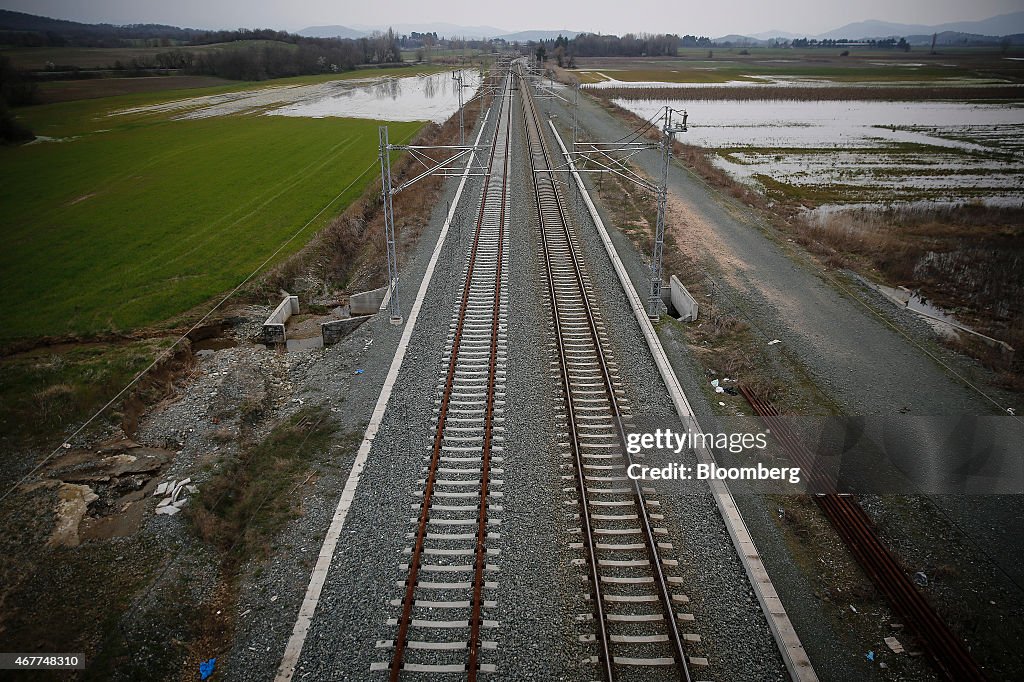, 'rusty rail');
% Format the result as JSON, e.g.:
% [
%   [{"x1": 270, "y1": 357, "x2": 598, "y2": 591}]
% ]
[{"x1": 740, "y1": 386, "x2": 986, "y2": 681}]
